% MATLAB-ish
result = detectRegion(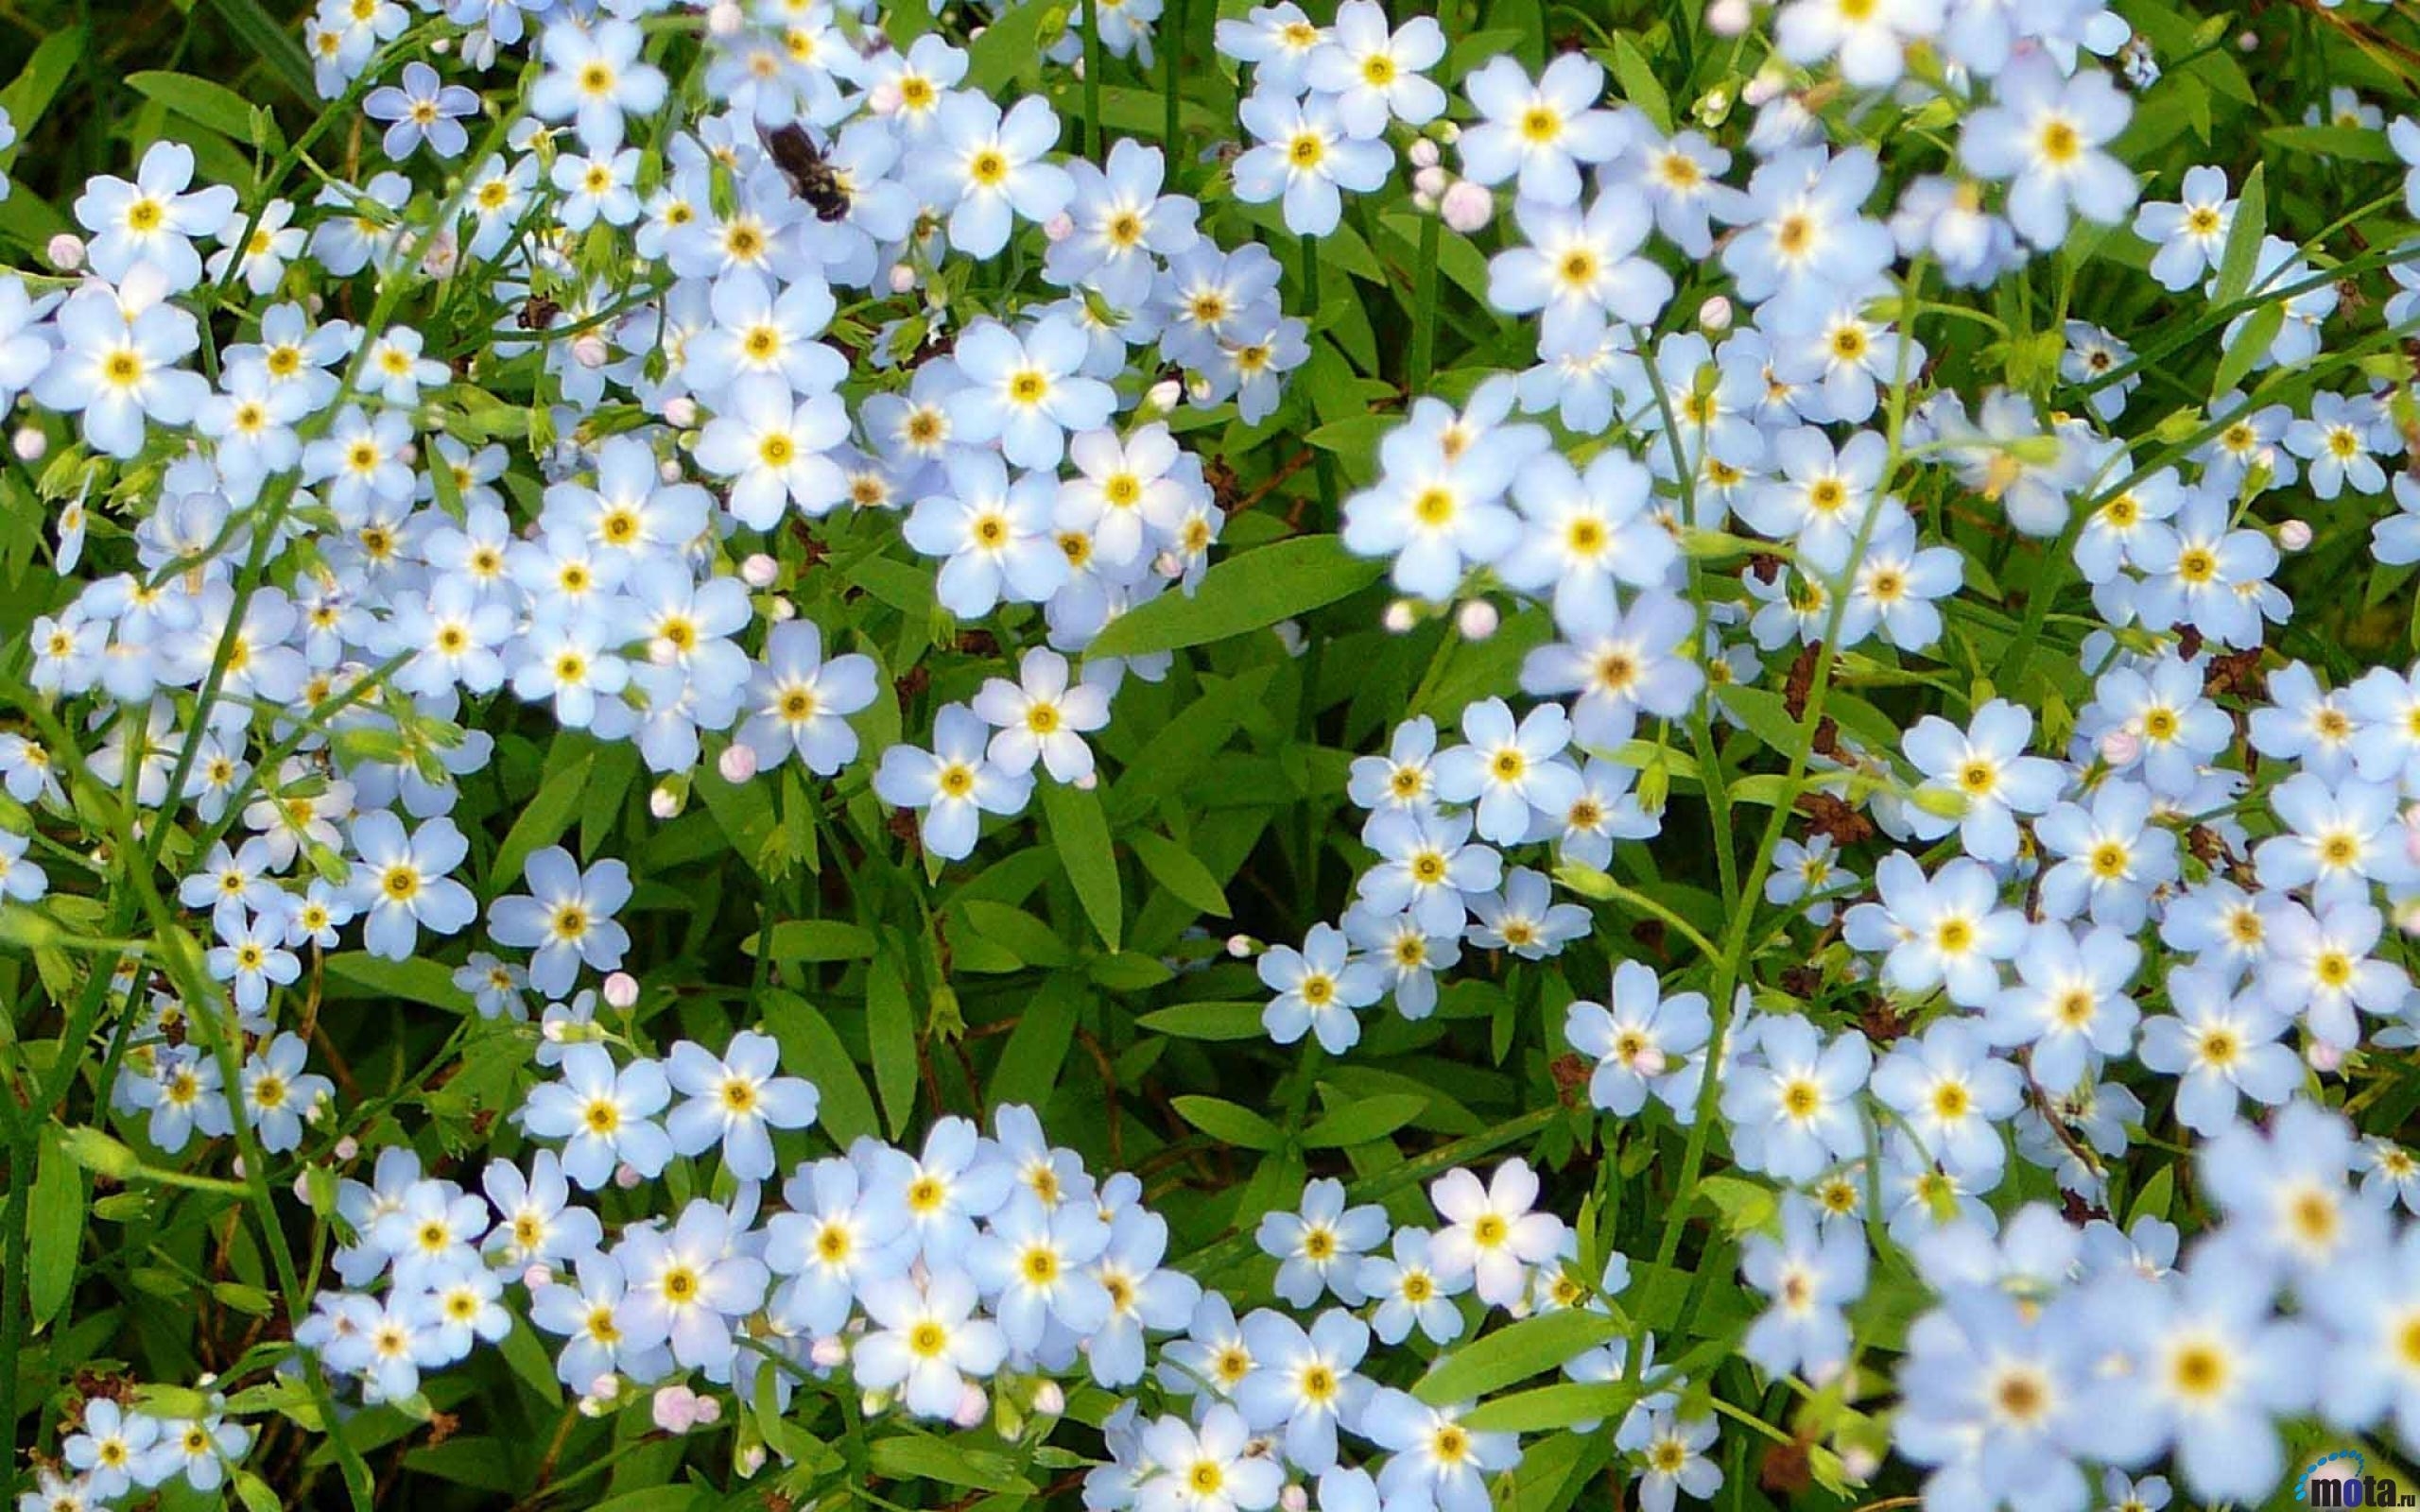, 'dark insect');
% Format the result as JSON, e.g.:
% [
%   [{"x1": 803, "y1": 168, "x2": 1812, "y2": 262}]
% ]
[
  {"x1": 760, "y1": 122, "x2": 850, "y2": 223},
  {"x1": 516, "y1": 294, "x2": 562, "y2": 332}
]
